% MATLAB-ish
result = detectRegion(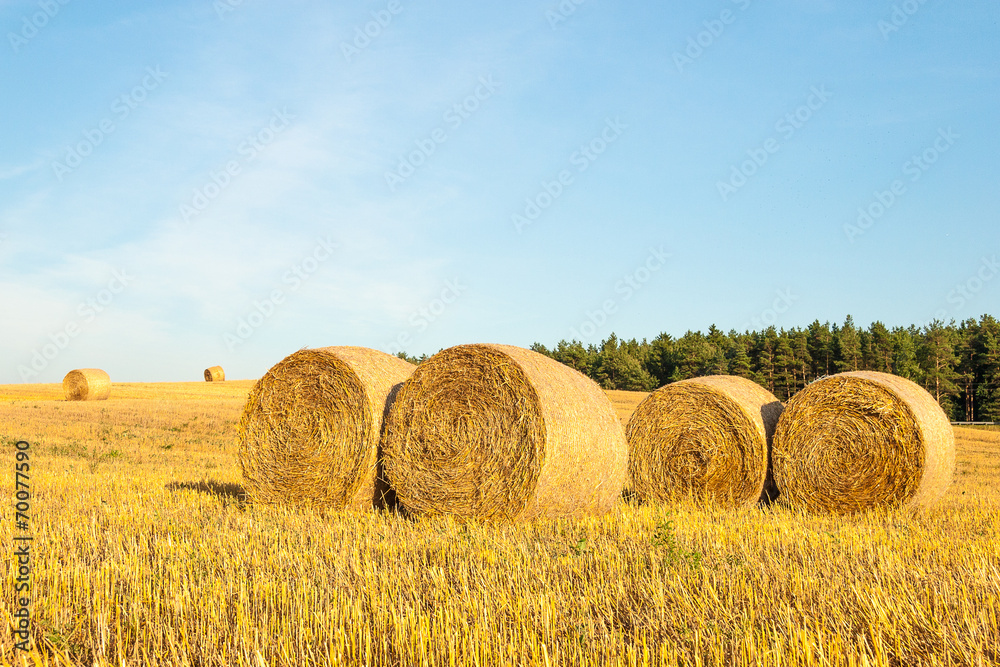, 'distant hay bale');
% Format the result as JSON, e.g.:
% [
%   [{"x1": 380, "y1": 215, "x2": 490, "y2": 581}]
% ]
[
  {"x1": 382, "y1": 344, "x2": 628, "y2": 521},
  {"x1": 237, "y1": 347, "x2": 415, "y2": 511},
  {"x1": 204, "y1": 366, "x2": 225, "y2": 382},
  {"x1": 626, "y1": 375, "x2": 783, "y2": 507},
  {"x1": 772, "y1": 371, "x2": 955, "y2": 514},
  {"x1": 63, "y1": 369, "x2": 111, "y2": 402}
]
